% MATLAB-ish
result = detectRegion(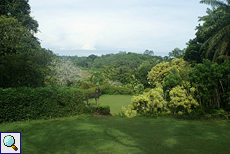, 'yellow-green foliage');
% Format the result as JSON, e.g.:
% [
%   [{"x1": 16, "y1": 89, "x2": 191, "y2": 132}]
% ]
[
  {"x1": 125, "y1": 59, "x2": 198, "y2": 117},
  {"x1": 124, "y1": 84, "x2": 168, "y2": 117},
  {"x1": 121, "y1": 106, "x2": 138, "y2": 118},
  {"x1": 148, "y1": 61, "x2": 171, "y2": 86},
  {"x1": 148, "y1": 58, "x2": 190, "y2": 86},
  {"x1": 171, "y1": 58, "x2": 190, "y2": 72},
  {"x1": 145, "y1": 84, "x2": 168, "y2": 113},
  {"x1": 124, "y1": 84, "x2": 198, "y2": 117},
  {"x1": 169, "y1": 85, "x2": 199, "y2": 115}
]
